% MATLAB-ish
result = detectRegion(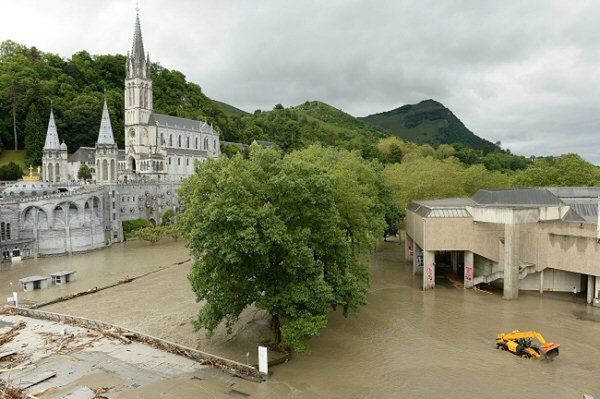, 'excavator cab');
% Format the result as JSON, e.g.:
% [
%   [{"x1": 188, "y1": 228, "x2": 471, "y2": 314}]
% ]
[{"x1": 496, "y1": 330, "x2": 559, "y2": 360}]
